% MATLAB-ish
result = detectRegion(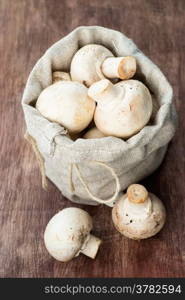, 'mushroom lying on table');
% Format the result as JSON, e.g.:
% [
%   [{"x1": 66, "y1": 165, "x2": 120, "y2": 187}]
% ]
[
  {"x1": 70, "y1": 44, "x2": 136, "y2": 87},
  {"x1": 36, "y1": 81, "x2": 95, "y2": 133},
  {"x1": 112, "y1": 184, "x2": 166, "y2": 240},
  {"x1": 88, "y1": 79, "x2": 153, "y2": 139},
  {"x1": 44, "y1": 207, "x2": 102, "y2": 262}
]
